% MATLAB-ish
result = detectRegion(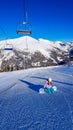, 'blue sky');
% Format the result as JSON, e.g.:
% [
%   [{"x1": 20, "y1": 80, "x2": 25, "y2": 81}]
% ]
[{"x1": 0, "y1": 0, "x2": 73, "y2": 42}]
